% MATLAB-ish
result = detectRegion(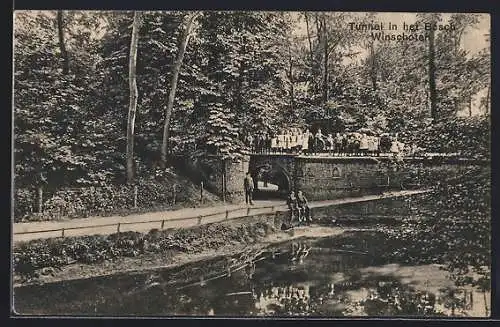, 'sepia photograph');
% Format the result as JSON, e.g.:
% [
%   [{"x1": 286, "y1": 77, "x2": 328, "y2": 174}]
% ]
[{"x1": 11, "y1": 10, "x2": 491, "y2": 317}]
